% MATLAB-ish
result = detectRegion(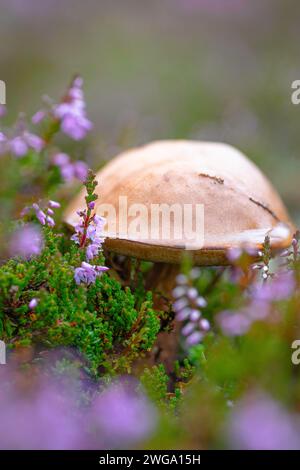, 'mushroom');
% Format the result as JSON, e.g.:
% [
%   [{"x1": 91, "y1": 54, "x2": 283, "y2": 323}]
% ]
[
  {"x1": 65, "y1": 140, "x2": 294, "y2": 372},
  {"x1": 65, "y1": 140, "x2": 293, "y2": 272}
]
